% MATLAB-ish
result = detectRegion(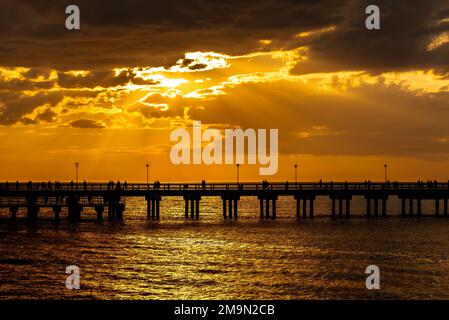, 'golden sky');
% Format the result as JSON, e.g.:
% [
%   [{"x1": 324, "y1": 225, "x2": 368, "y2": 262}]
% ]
[{"x1": 1, "y1": 0, "x2": 449, "y2": 182}]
